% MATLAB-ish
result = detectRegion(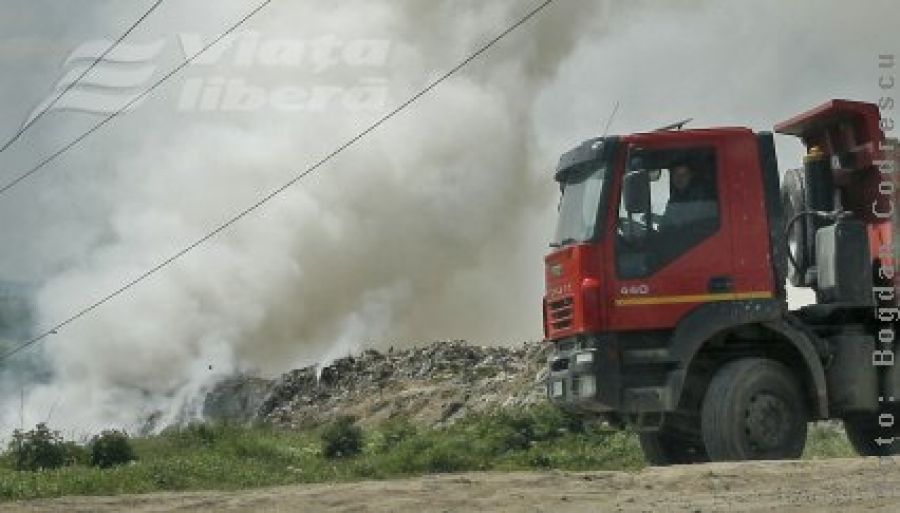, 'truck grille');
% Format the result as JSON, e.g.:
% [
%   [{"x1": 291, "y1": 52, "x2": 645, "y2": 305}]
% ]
[{"x1": 548, "y1": 296, "x2": 574, "y2": 331}]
